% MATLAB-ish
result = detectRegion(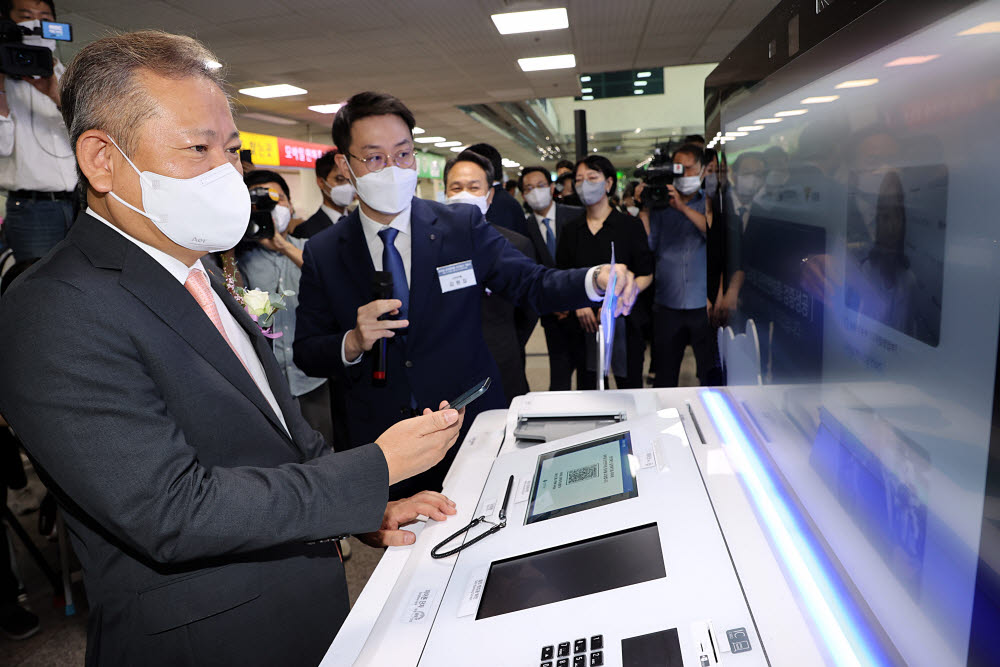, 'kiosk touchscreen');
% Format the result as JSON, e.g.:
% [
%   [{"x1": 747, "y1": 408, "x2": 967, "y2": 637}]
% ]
[{"x1": 525, "y1": 432, "x2": 638, "y2": 524}]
